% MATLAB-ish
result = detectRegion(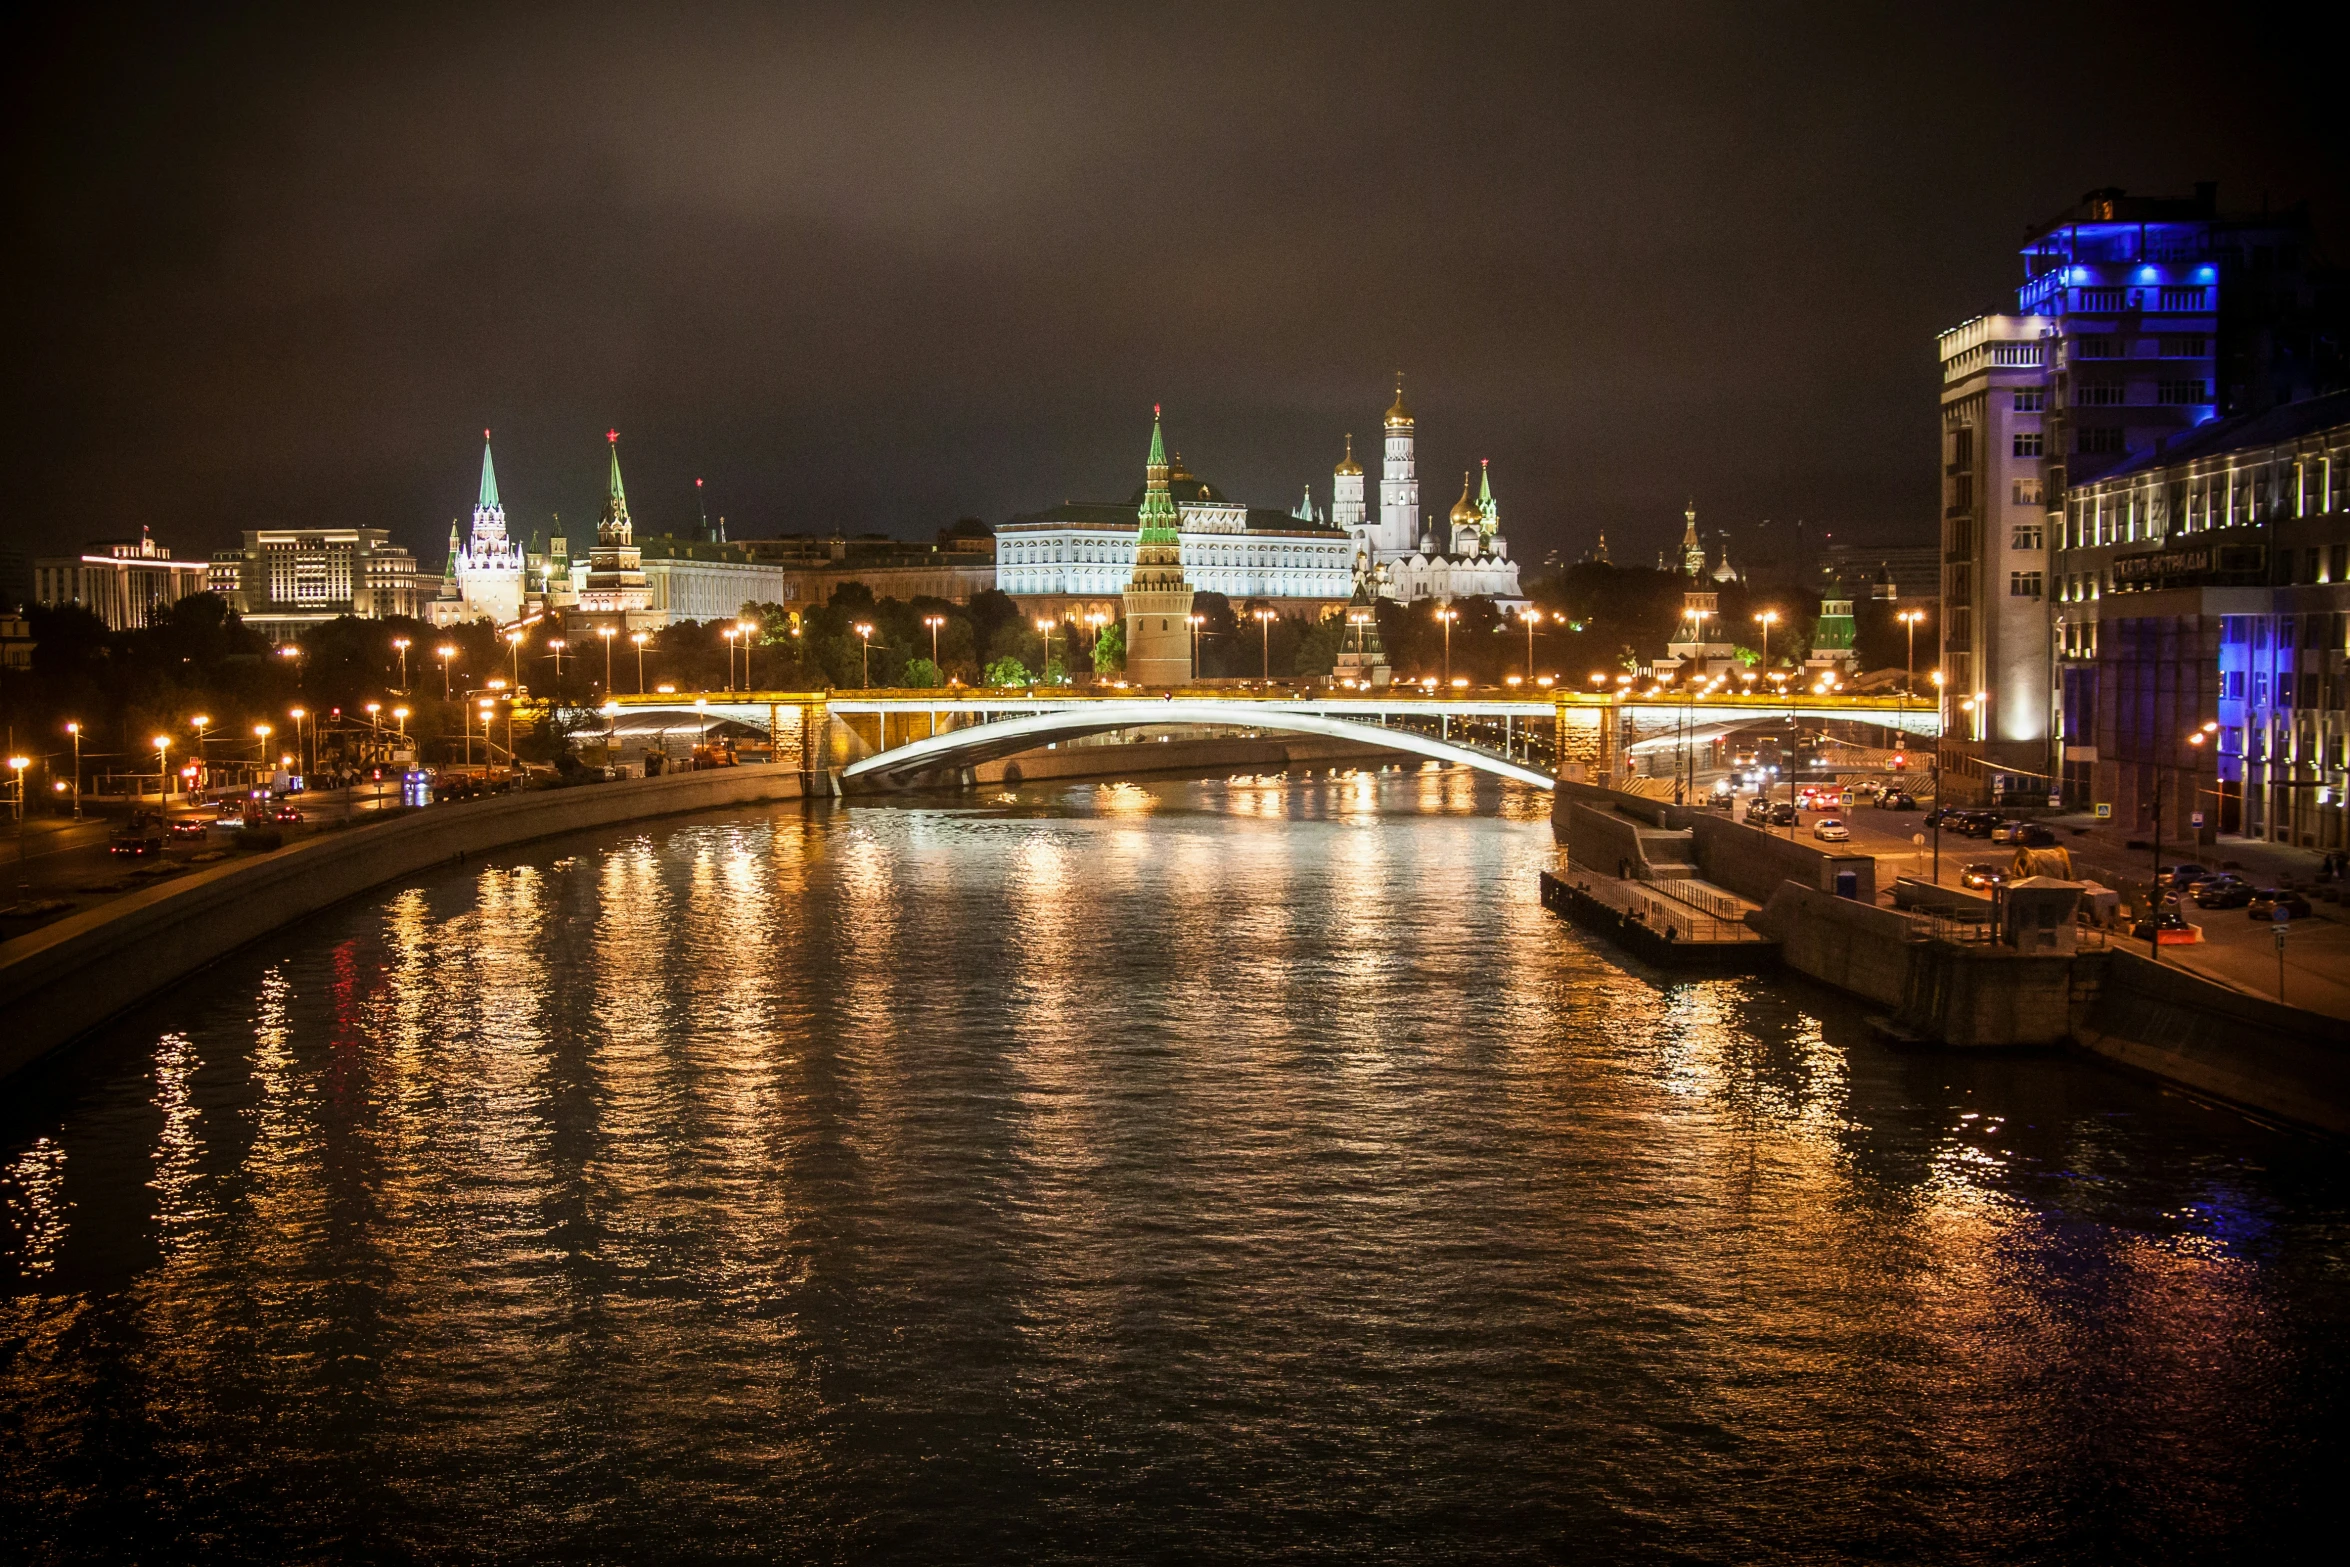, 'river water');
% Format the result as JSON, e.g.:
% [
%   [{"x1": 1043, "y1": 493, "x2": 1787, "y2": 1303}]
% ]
[{"x1": 2, "y1": 767, "x2": 2343, "y2": 1563}]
